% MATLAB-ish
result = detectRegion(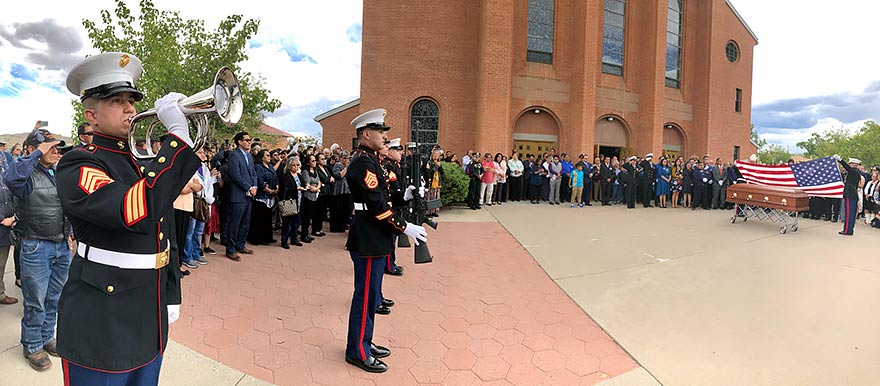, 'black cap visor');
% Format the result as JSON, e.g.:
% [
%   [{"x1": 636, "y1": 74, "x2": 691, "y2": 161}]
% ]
[
  {"x1": 81, "y1": 81, "x2": 144, "y2": 102},
  {"x1": 356, "y1": 122, "x2": 391, "y2": 133}
]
